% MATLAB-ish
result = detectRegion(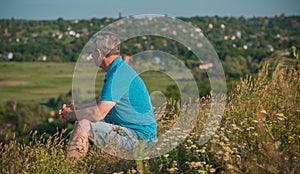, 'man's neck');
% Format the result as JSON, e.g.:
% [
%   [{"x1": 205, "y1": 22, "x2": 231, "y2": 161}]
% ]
[{"x1": 101, "y1": 54, "x2": 120, "y2": 72}]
